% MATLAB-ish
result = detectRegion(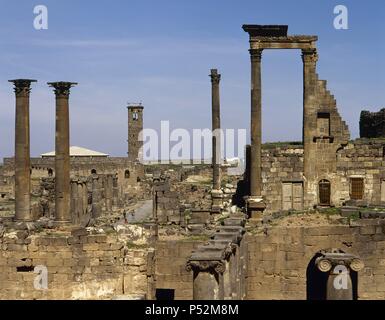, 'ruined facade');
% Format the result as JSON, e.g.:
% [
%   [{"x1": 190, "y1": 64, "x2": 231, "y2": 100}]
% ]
[{"x1": 1, "y1": 24, "x2": 385, "y2": 301}]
